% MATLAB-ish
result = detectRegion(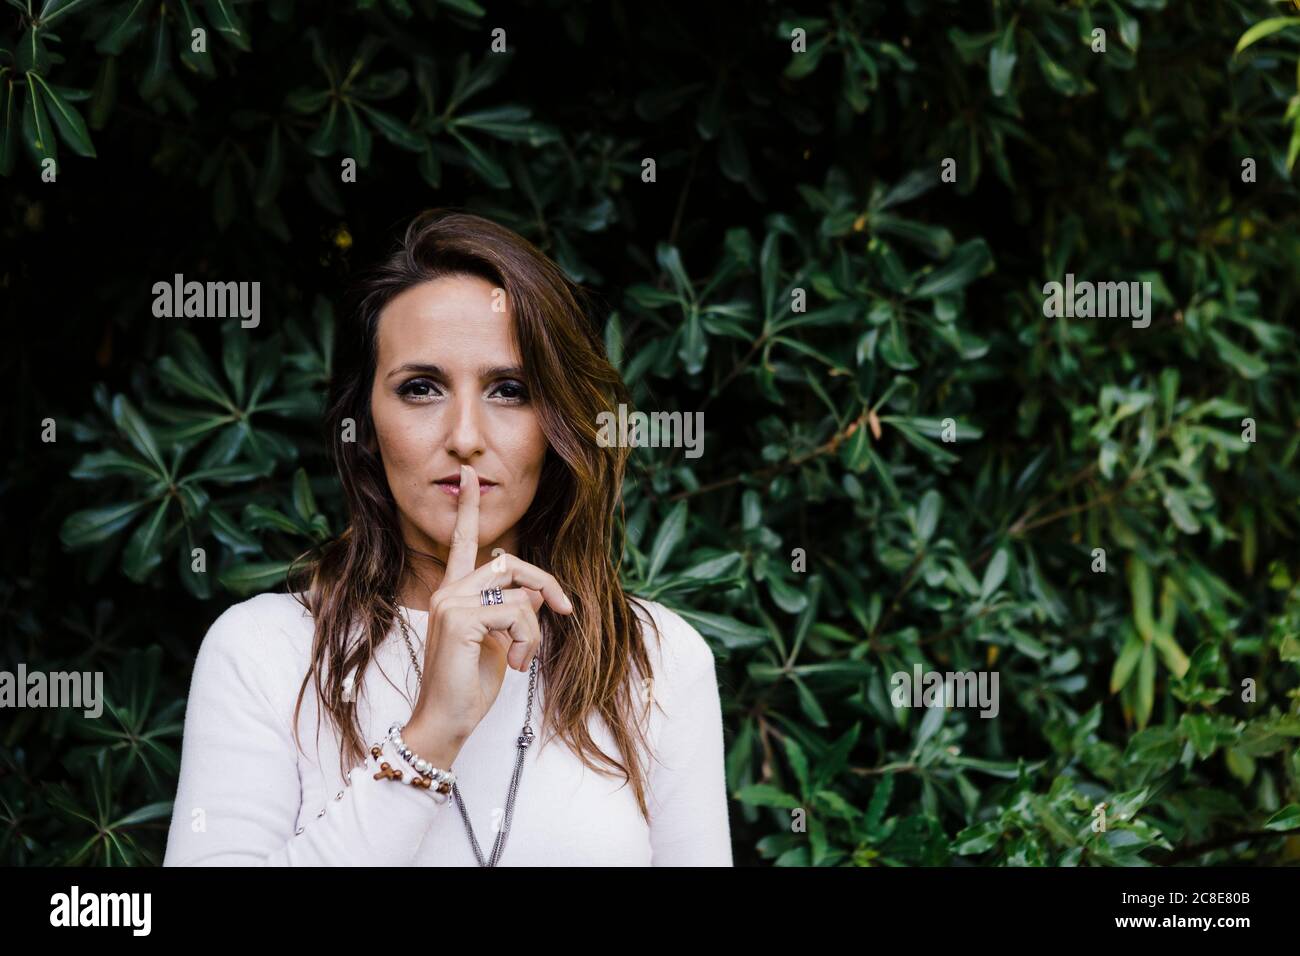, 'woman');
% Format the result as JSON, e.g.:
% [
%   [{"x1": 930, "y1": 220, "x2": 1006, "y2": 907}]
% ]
[{"x1": 162, "y1": 209, "x2": 732, "y2": 866}]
